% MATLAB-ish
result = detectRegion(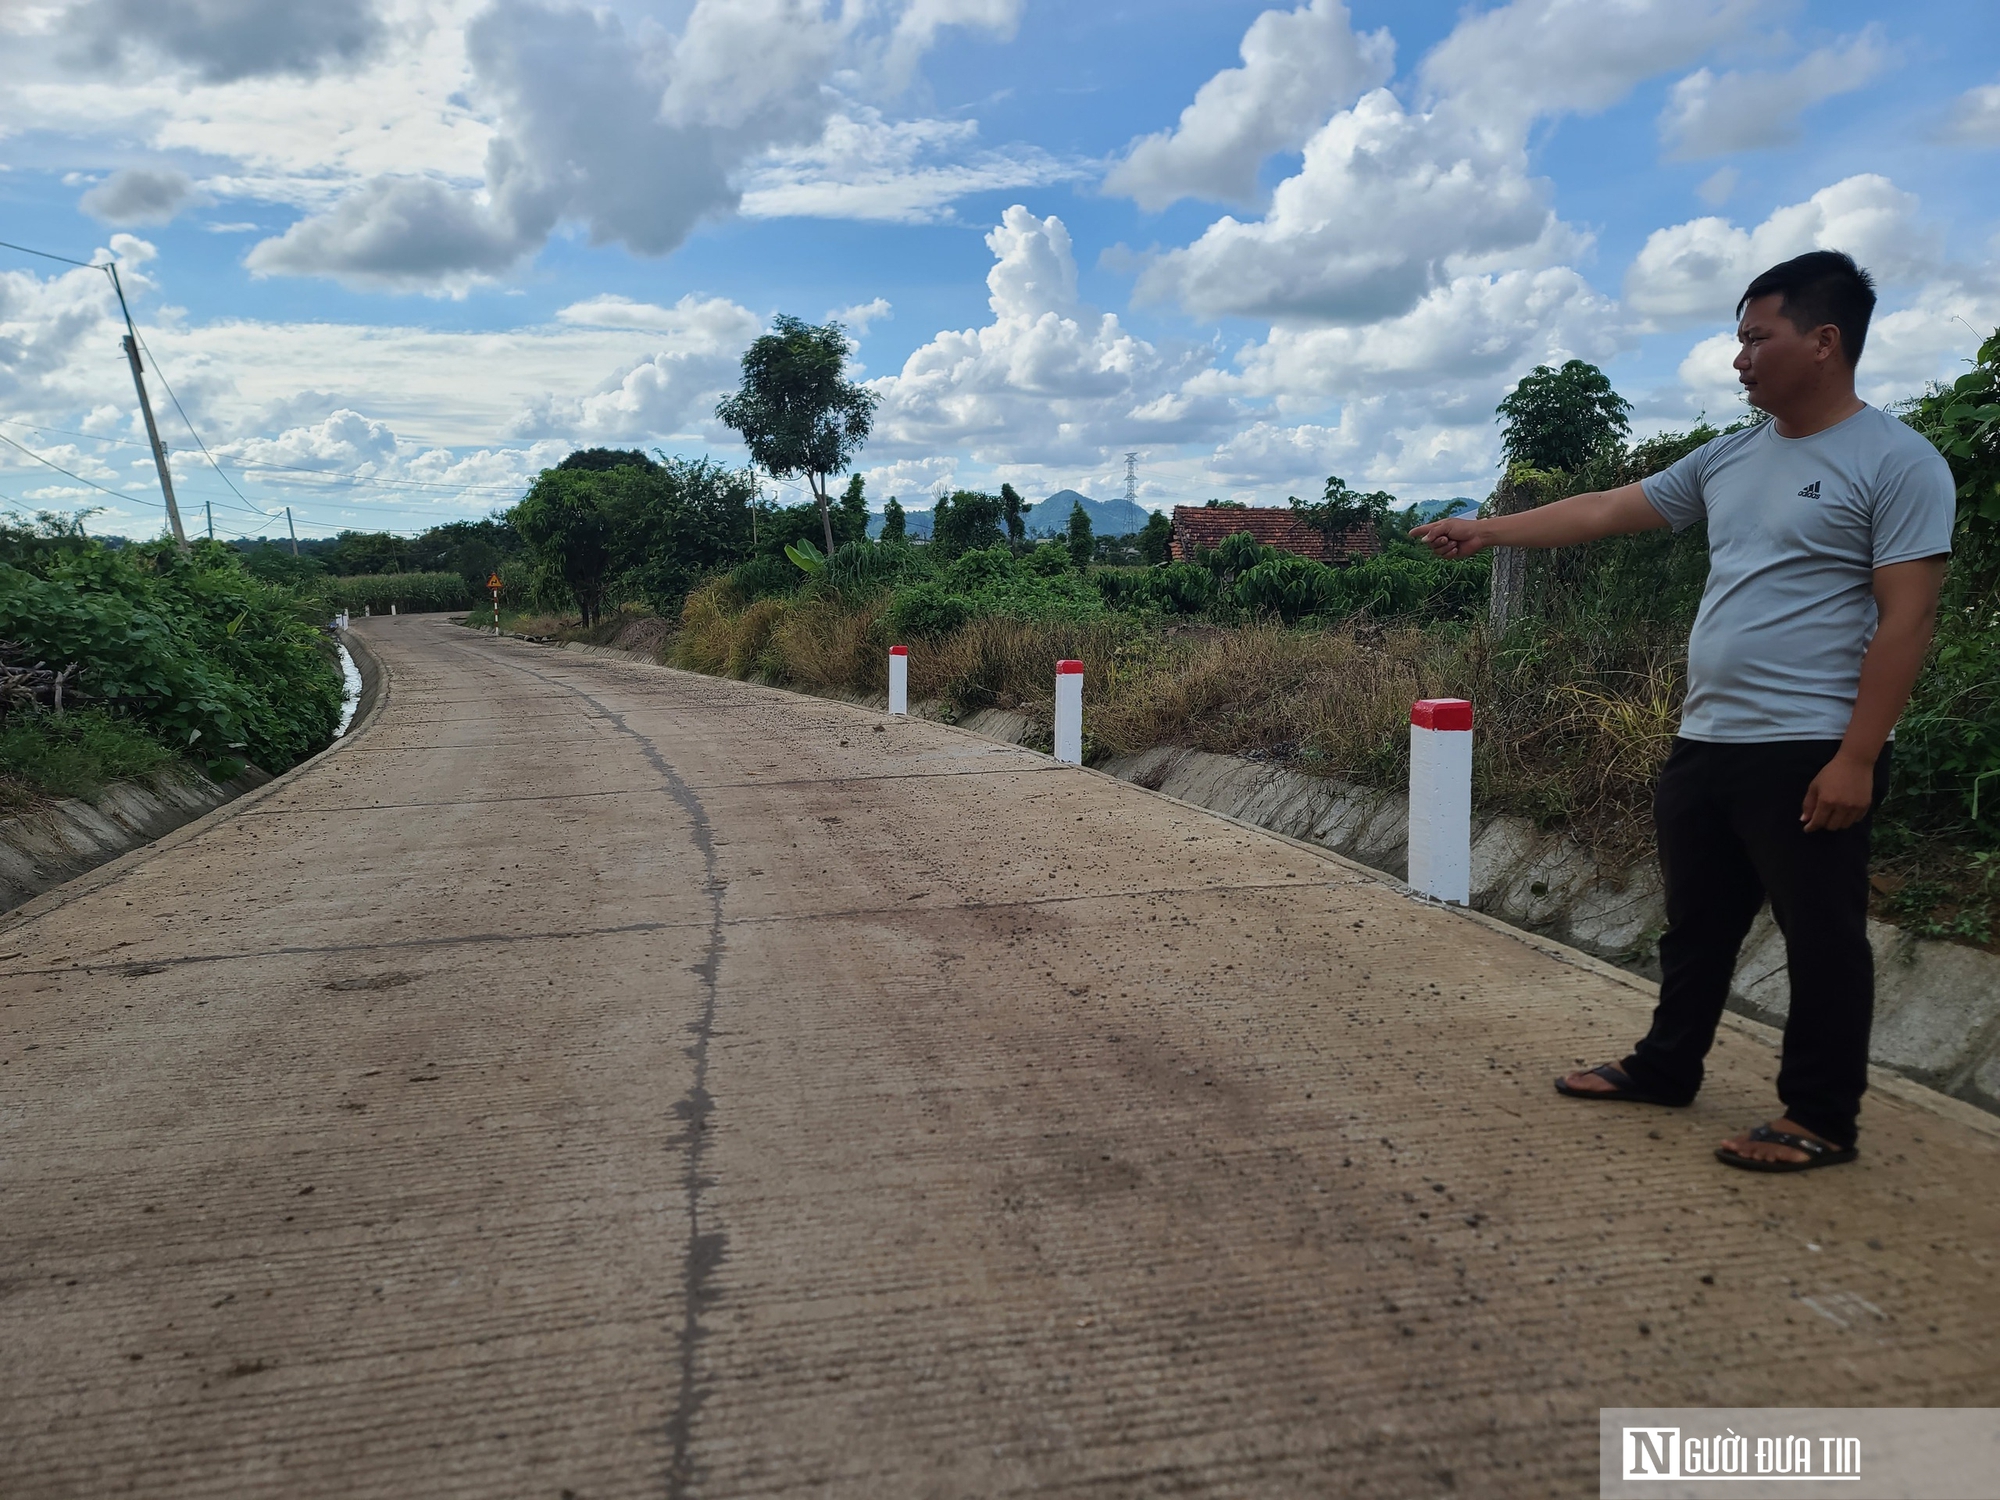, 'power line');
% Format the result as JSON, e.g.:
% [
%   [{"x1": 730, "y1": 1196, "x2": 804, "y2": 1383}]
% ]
[
  {"x1": 0, "y1": 430, "x2": 161, "y2": 506},
  {"x1": 133, "y1": 328, "x2": 255, "y2": 510},
  {"x1": 0, "y1": 237, "x2": 107, "y2": 270}
]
